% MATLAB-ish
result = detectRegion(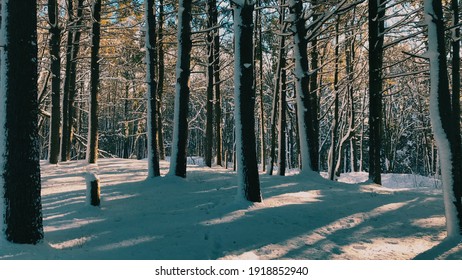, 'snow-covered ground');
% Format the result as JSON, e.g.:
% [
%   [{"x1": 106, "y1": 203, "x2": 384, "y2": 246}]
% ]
[{"x1": 0, "y1": 158, "x2": 460, "y2": 260}]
